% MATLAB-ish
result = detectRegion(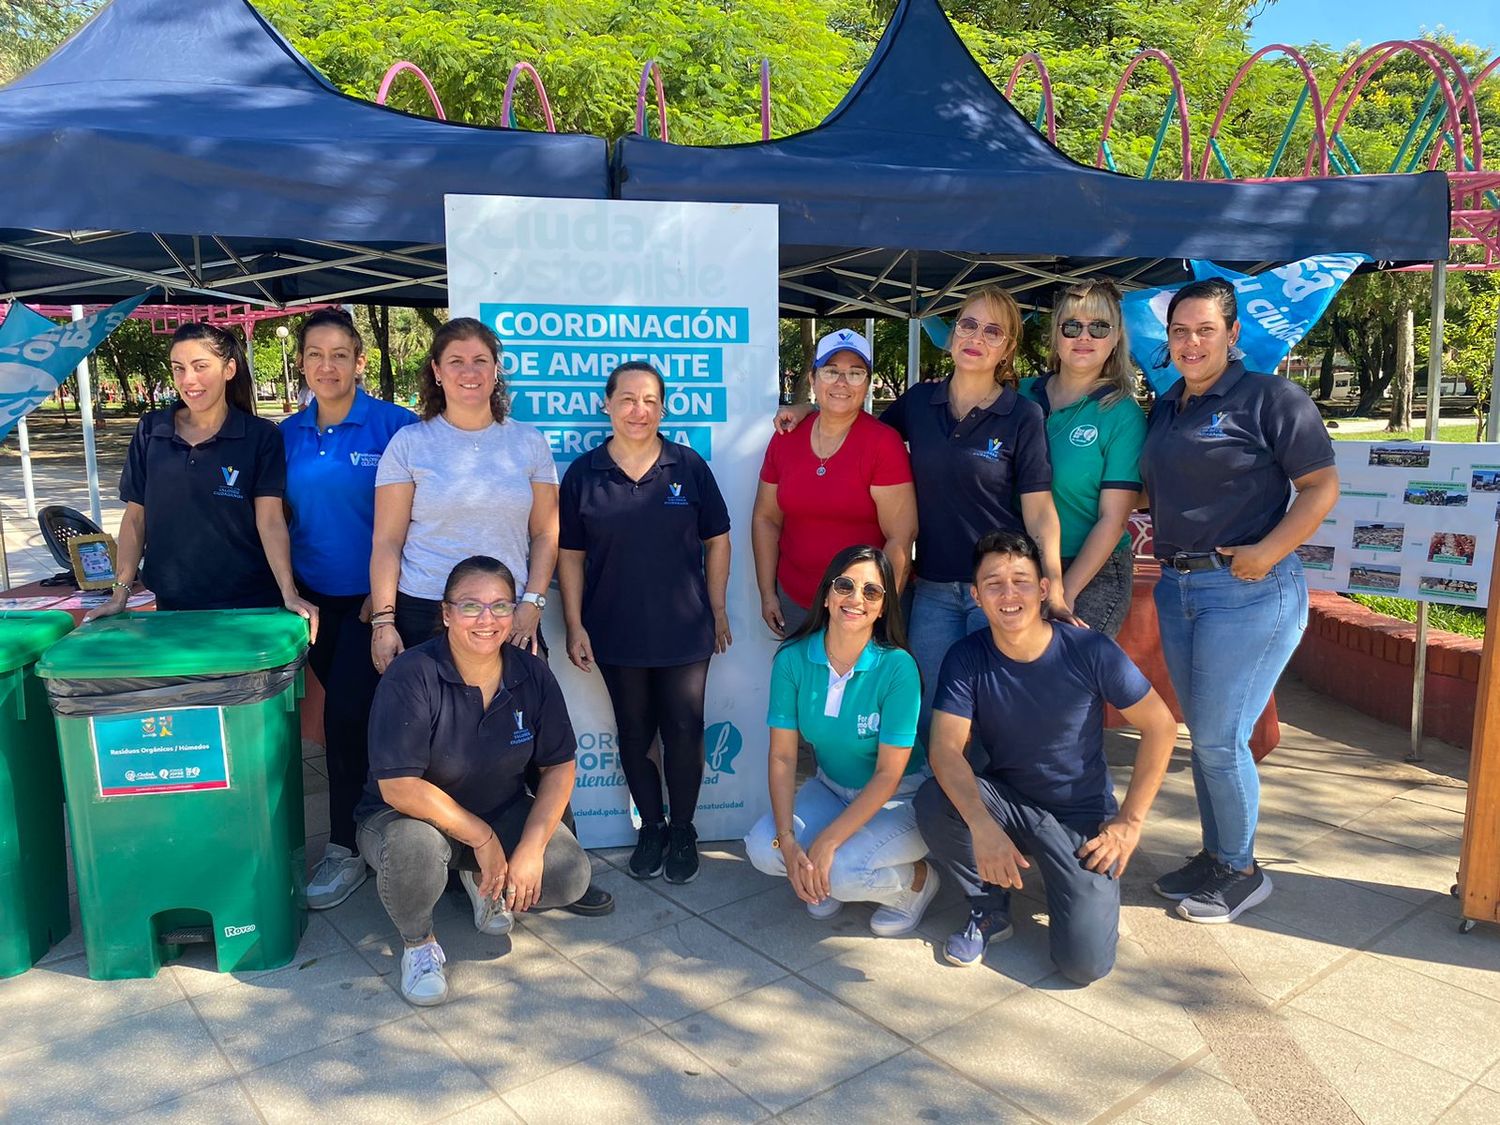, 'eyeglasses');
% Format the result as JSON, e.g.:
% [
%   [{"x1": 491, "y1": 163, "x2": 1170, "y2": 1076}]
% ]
[
  {"x1": 830, "y1": 576, "x2": 886, "y2": 602},
  {"x1": 953, "y1": 317, "x2": 1008, "y2": 346},
  {"x1": 1060, "y1": 319, "x2": 1114, "y2": 339},
  {"x1": 815, "y1": 366, "x2": 870, "y2": 385},
  {"x1": 445, "y1": 598, "x2": 516, "y2": 619}
]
